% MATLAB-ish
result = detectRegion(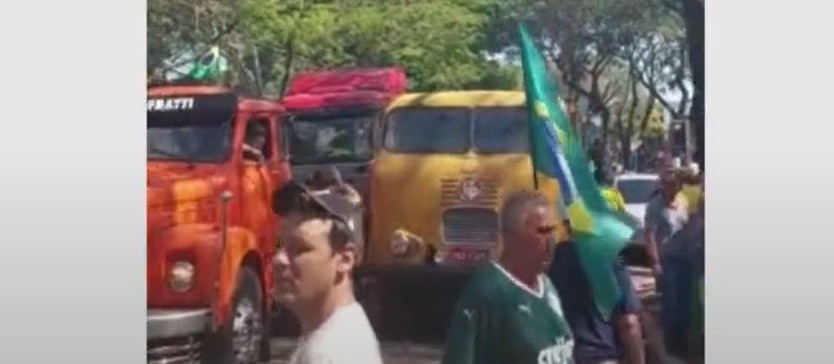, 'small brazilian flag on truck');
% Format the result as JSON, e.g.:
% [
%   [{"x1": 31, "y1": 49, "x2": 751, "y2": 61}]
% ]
[{"x1": 188, "y1": 46, "x2": 228, "y2": 82}]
